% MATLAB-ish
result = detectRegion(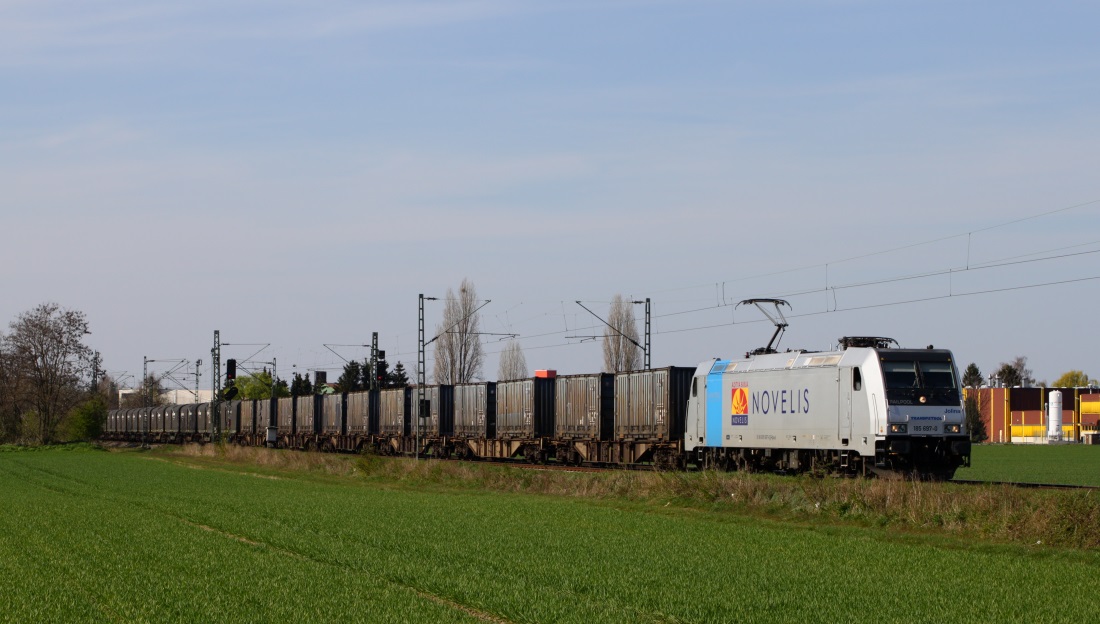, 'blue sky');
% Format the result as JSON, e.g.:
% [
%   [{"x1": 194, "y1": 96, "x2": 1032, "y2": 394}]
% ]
[{"x1": 2, "y1": 1, "x2": 1098, "y2": 387}]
